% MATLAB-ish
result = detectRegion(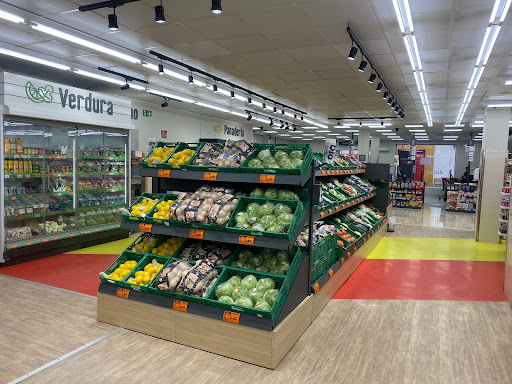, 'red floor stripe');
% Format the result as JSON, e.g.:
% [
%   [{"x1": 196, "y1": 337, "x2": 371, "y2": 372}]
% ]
[
  {"x1": 333, "y1": 259, "x2": 507, "y2": 301},
  {"x1": 0, "y1": 253, "x2": 118, "y2": 297}
]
